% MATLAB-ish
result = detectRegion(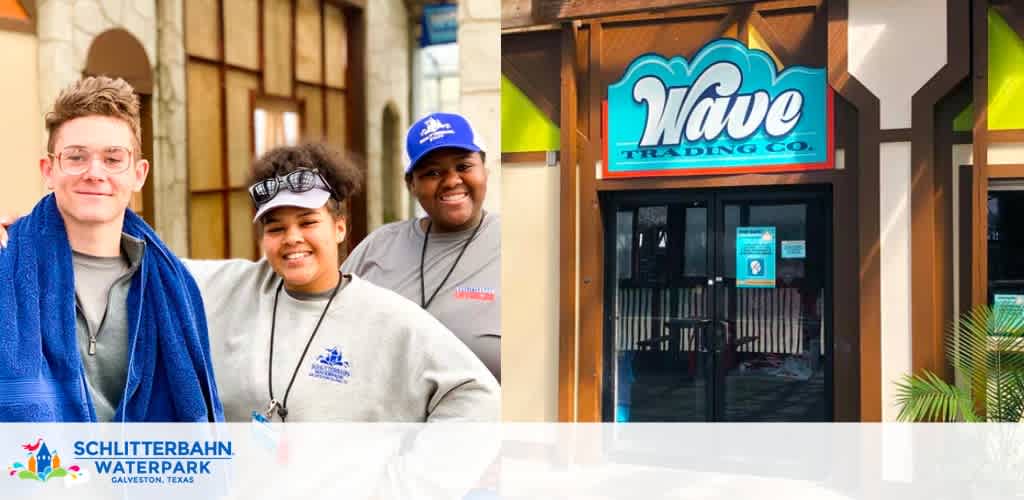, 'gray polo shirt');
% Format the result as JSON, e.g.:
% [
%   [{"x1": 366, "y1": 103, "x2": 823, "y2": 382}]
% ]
[
  {"x1": 72, "y1": 234, "x2": 144, "y2": 422},
  {"x1": 341, "y1": 214, "x2": 501, "y2": 381}
]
